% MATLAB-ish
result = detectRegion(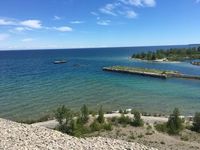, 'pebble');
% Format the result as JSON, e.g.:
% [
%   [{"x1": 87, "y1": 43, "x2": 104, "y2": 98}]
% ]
[{"x1": 0, "y1": 118, "x2": 157, "y2": 150}]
